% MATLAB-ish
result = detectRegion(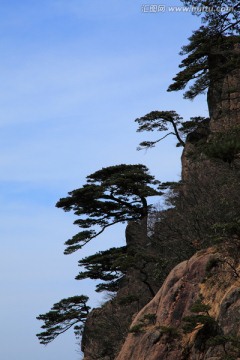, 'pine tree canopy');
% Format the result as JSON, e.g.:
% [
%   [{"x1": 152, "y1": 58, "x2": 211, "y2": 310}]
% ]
[
  {"x1": 36, "y1": 296, "x2": 90, "y2": 345},
  {"x1": 135, "y1": 110, "x2": 209, "y2": 150},
  {"x1": 168, "y1": 1, "x2": 240, "y2": 98},
  {"x1": 76, "y1": 246, "x2": 127, "y2": 293},
  {"x1": 181, "y1": 0, "x2": 240, "y2": 34},
  {"x1": 56, "y1": 164, "x2": 162, "y2": 254}
]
